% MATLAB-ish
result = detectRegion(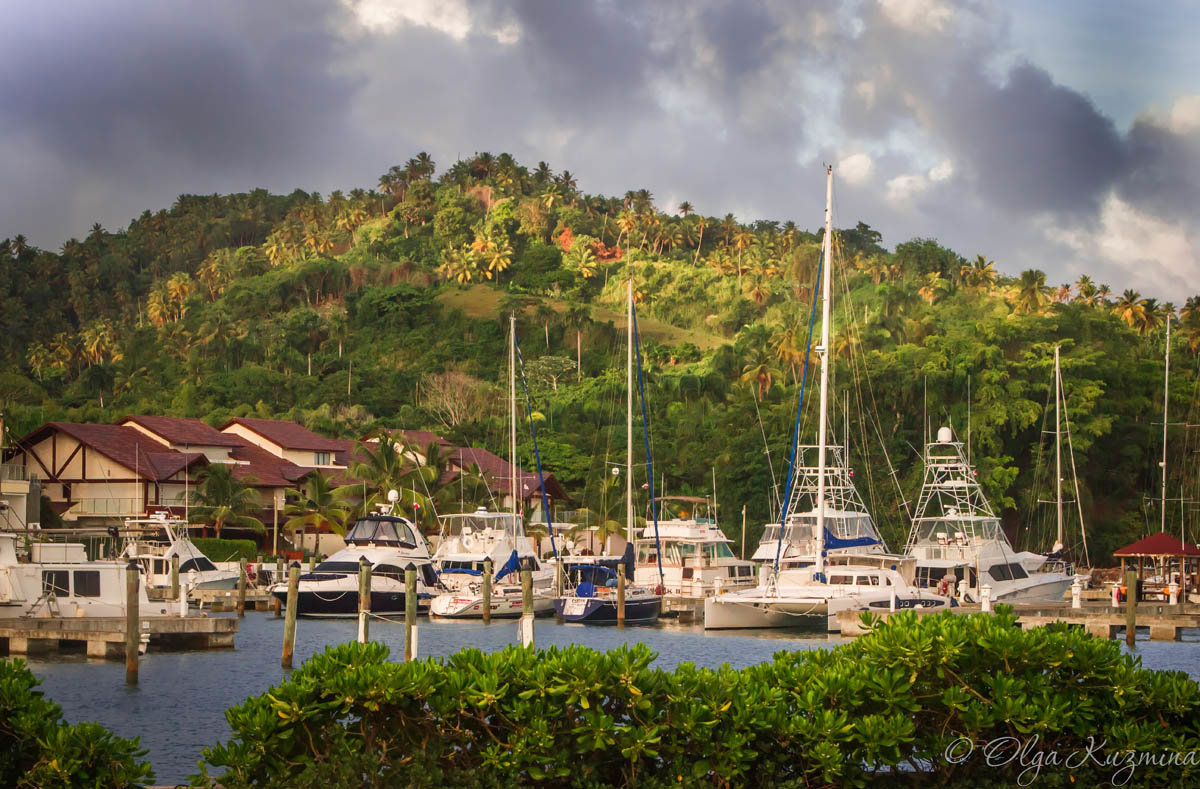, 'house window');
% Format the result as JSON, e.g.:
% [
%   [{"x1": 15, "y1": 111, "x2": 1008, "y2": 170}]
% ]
[{"x1": 314, "y1": 452, "x2": 331, "y2": 465}]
